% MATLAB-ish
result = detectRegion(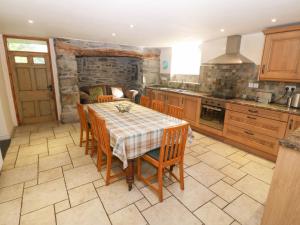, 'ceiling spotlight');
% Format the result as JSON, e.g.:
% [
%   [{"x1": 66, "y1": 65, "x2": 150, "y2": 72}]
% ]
[
  {"x1": 271, "y1": 18, "x2": 277, "y2": 23},
  {"x1": 220, "y1": 28, "x2": 225, "y2": 32},
  {"x1": 130, "y1": 24, "x2": 134, "y2": 28},
  {"x1": 28, "y1": 19, "x2": 34, "y2": 24},
  {"x1": 112, "y1": 33, "x2": 116, "y2": 37}
]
